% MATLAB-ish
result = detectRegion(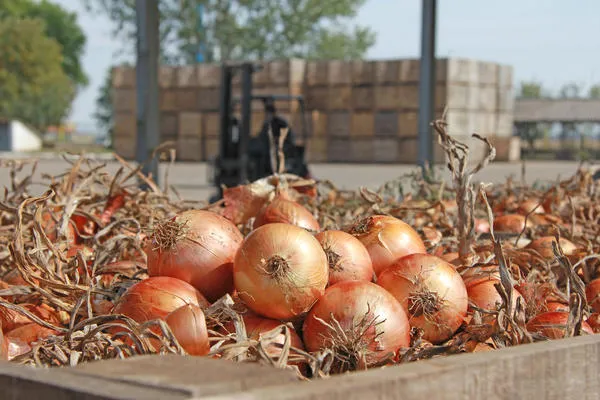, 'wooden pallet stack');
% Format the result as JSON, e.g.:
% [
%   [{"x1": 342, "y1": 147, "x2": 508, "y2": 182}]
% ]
[{"x1": 111, "y1": 57, "x2": 516, "y2": 164}]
